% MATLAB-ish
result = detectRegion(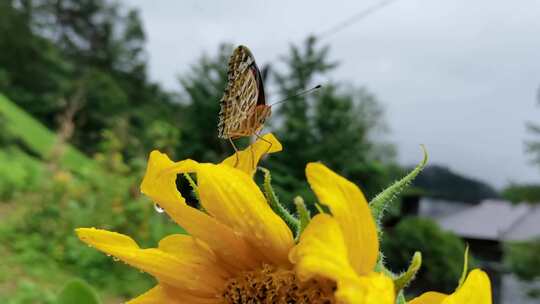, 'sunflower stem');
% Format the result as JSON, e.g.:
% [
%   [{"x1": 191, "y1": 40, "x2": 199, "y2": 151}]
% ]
[
  {"x1": 258, "y1": 167, "x2": 300, "y2": 234},
  {"x1": 369, "y1": 145, "x2": 428, "y2": 223},
  {"x1": 396, "y1": 292, "x2": 407, "y2": 304}
]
